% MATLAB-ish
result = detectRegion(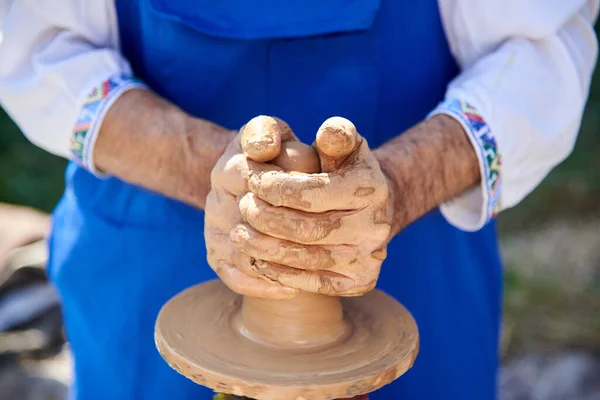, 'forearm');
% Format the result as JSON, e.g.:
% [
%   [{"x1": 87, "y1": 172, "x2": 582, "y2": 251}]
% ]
[
  {"x1": 375, "y1": 114, "x2": 480, "y2": 237},
  {"x1": 95, "y1": 88, "x2": 235, "y2": 209}
]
